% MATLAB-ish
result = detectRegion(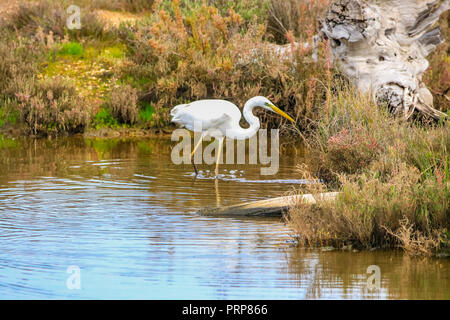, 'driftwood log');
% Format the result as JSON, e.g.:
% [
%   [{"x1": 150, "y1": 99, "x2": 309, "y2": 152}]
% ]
[
  {"x1": 319, "y1": 0, "x2": 449, "y2": 120},
  {"x1": 198, "y1": 192, "x2": 339, "y2": 217}
]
